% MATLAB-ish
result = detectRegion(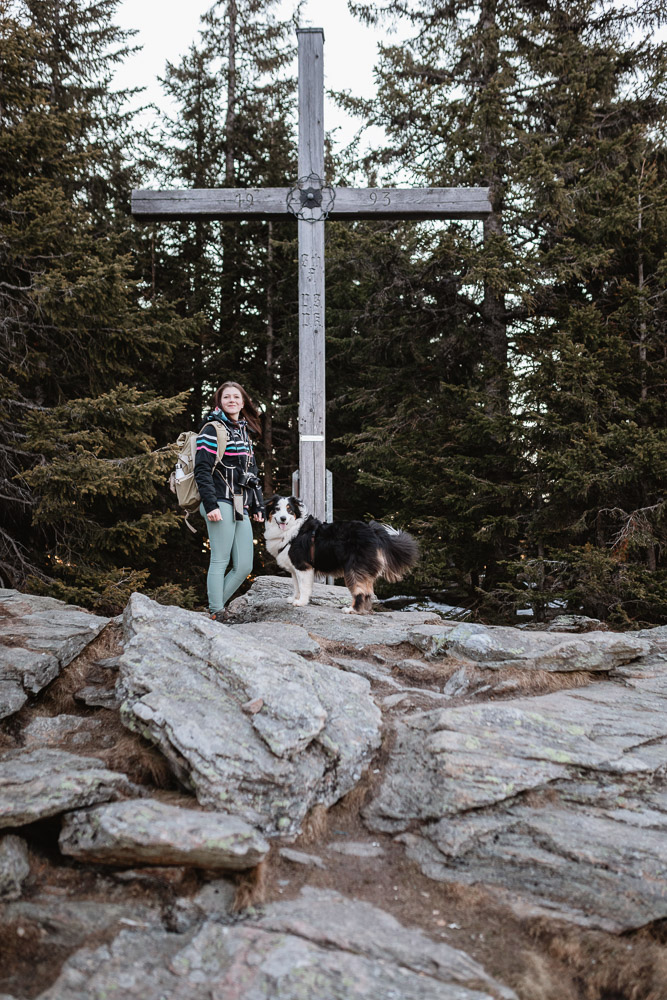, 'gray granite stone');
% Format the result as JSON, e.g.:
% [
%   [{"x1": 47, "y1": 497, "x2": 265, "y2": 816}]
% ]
[
  {"x1": 34, "y1": 887, "x2": 516, "y2": 1000},
  {"x1": 22, "y1": 714, "x2": 116, "y2": 751},
  {"x1": 0, "y1": 748, "x2": 138, "y2": 828},
  {"x1": 0, "y1": 835, "x2": 30, "y2": 901},
  {"x1": 409, "y1": 620, "x2": 649, "y2": 671},
  {"x1": 279, "y1": 847, "x2": 327, "y2": 868},
  {"x1": 224, "y1": 575, "x2": 442, "y2": 649},
  {"x1": 117, "y1": 593, "x2": 381, "y2": 837},
  {"x1": 365, "y1": 655, "x2": 667, "y2": 931},
  {"x1": 59, "y1": 798, "x2": 269, "y2": 870},
  {"x1": 229, "y1": 620, "x2": 321, "y2": 655},
  {"x1": 0, "y1": 590, "x2": 110, "y2": 719},
  {"x1": 327, "y1": 840, "x2": 385, "y2": 858}
]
